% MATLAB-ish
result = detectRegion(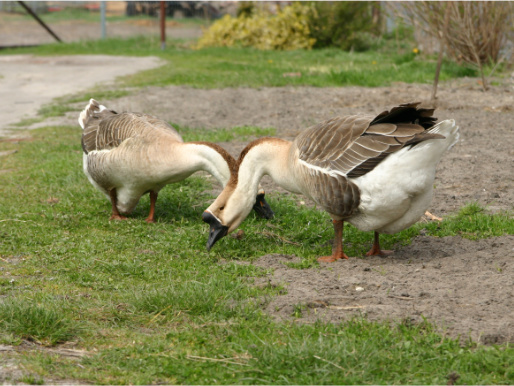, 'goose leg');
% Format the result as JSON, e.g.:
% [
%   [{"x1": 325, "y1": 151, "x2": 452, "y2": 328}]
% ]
[
  {"x1": 318, "y1": 220, "x2": 350, "y2": 262},
  {"x1": 109, "y1": 188, "x2": 128, "y2": 221},
  {"x1": 145, "y1": 191, "x2": 158, "y2": 223},
  {"x1": 366, "y1": 231, "x2": 393, "y2": 257}
]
